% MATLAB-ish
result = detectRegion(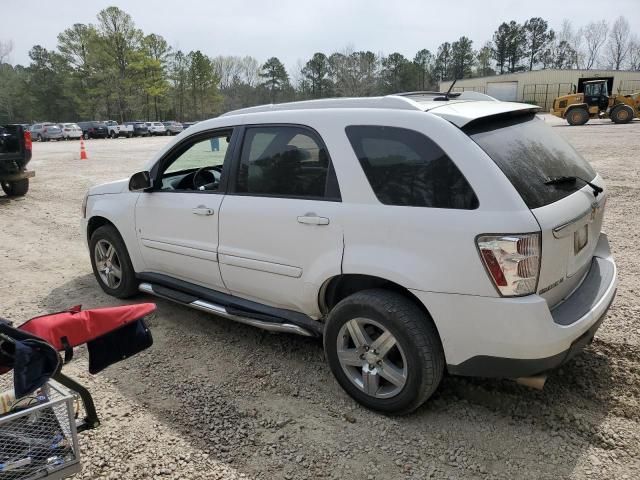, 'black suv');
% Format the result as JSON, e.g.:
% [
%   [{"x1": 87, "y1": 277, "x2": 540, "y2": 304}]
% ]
[
  {"x1": 78, "y1": 121, "x2": 108, "y2": 139},
  {"x1": 125, "y1": 122, "x2": 149, "y2": 137}
]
